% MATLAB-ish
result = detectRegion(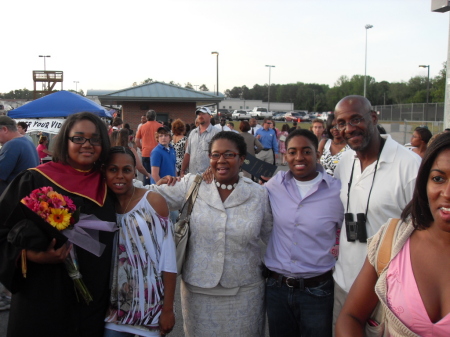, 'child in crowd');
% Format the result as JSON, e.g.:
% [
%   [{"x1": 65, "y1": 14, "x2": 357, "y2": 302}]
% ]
[{"x1": 150, "y1": 126, "x2": 178, "y2": 223}]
